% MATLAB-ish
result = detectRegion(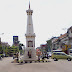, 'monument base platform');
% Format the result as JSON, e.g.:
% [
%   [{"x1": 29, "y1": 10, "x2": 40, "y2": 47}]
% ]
[
  {"x1": 23, "y1": 57, "x2": 38, "y2": 61},
  {"x1": 23, "y1": 47, "x2": 38, "y2": 61}
]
